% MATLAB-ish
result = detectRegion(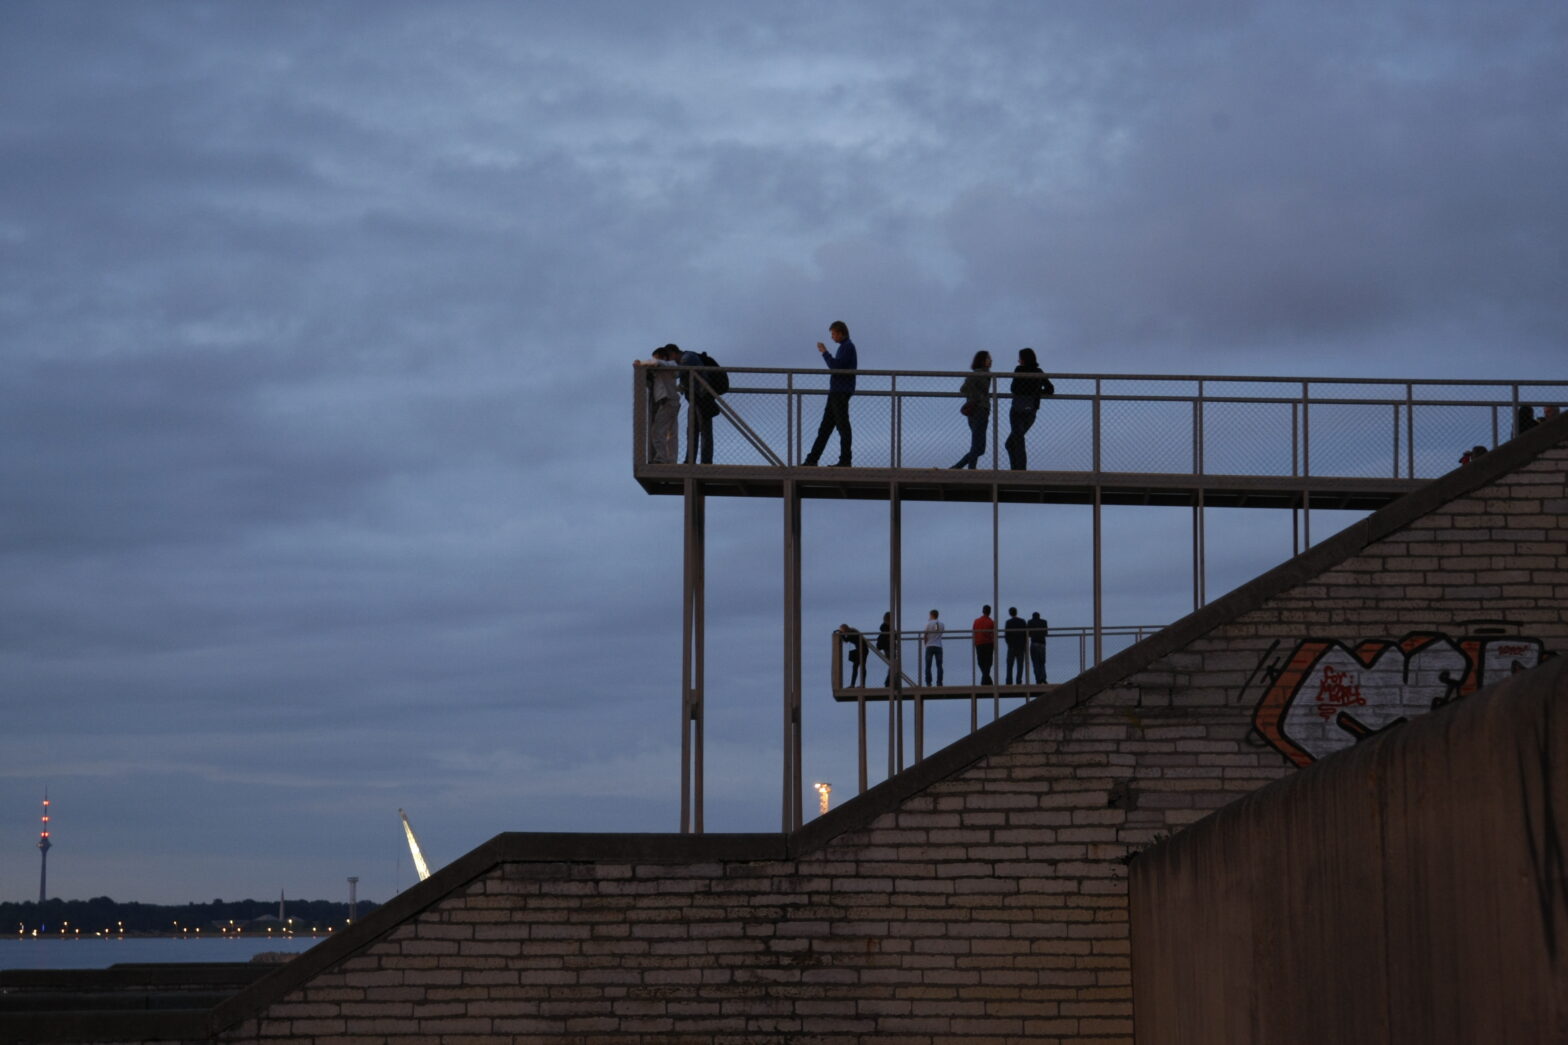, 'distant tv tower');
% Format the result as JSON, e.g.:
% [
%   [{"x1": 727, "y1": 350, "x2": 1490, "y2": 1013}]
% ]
[{"x1": 37, "y1": 791, "x2": 52, "y2": 904}]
